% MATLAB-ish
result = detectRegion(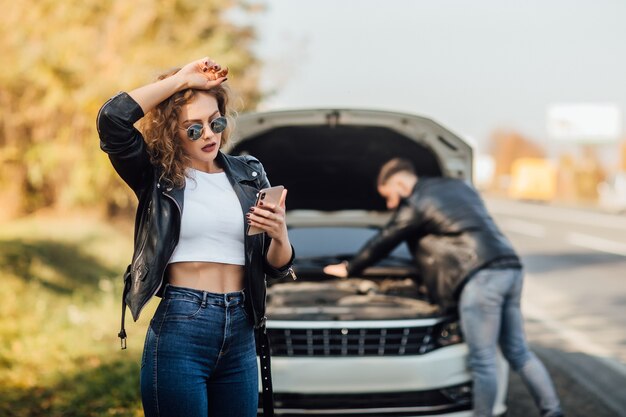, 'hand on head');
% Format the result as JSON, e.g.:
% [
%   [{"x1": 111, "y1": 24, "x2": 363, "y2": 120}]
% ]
[{"x1": 176, "y1": 57, "x2": 229, "y2": 90}]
